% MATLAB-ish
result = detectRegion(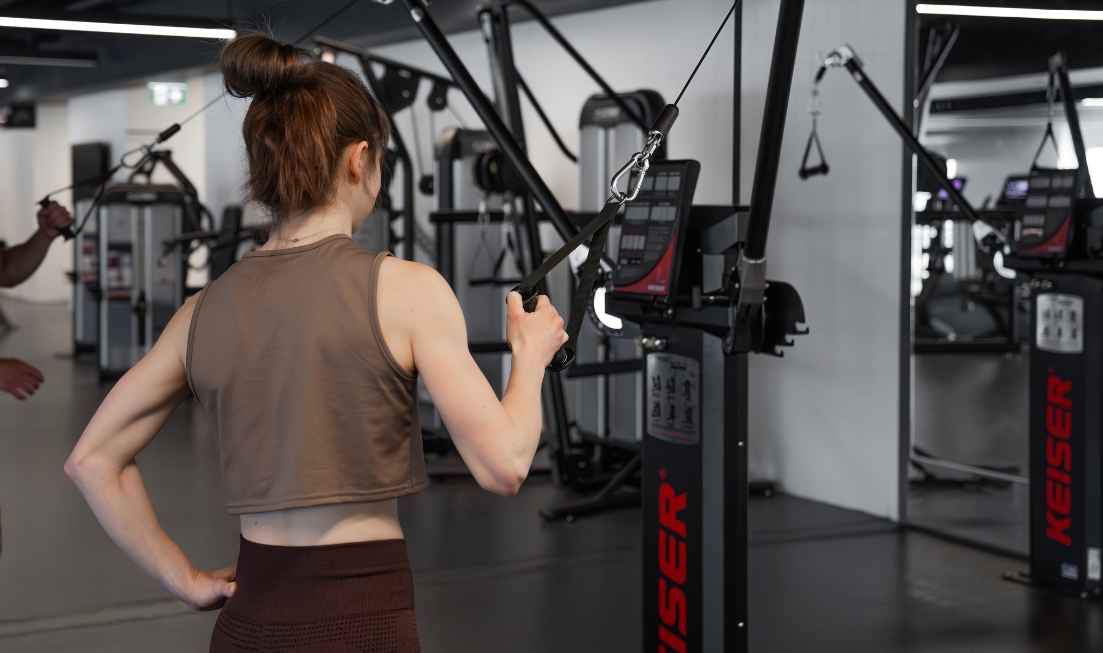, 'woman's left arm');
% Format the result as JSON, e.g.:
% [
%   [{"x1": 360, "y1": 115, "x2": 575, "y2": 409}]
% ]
[{"x1": 65, "y1": 294, "x2": 236, "y2": 611}]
